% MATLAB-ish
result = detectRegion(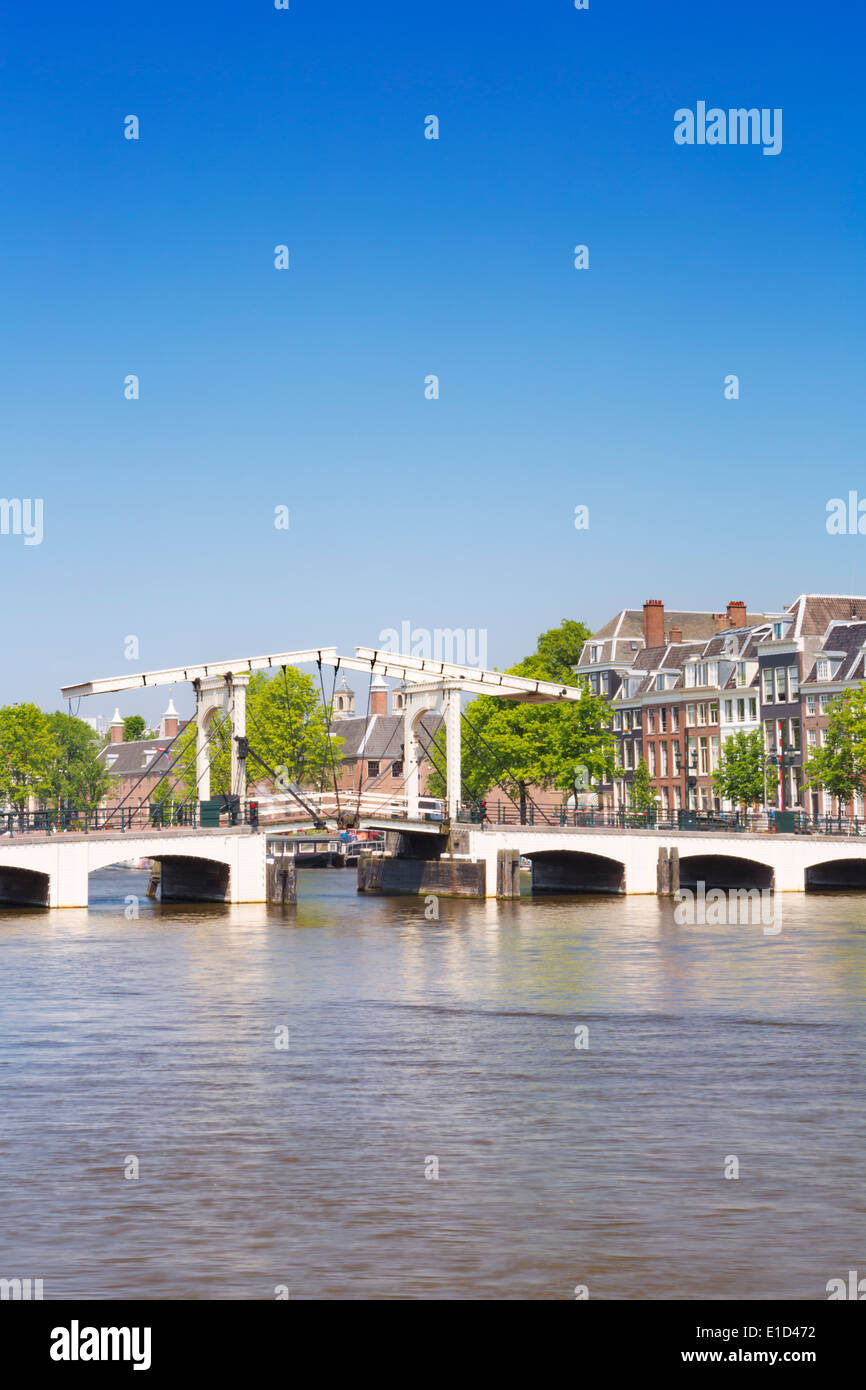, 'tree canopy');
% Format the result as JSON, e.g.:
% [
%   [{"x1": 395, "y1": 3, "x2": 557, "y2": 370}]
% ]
[
  {"x1": 804, "y1": 687, "x2": 866, "y2": 806},
  {"x1": 0, "y1": 706, "x2": 109, "y2": 811},
  {"x1": 713, "y1": 730, "x2": 777, "y2": 810},
  {"x1": 427, "y1": 619, "x2": 616, "y2": 818}
]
